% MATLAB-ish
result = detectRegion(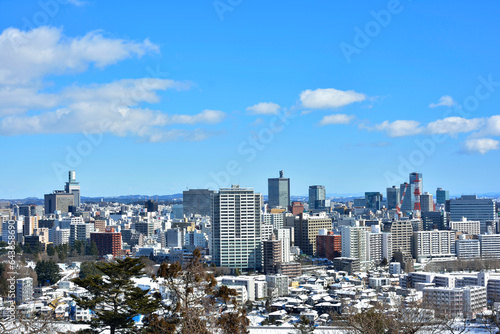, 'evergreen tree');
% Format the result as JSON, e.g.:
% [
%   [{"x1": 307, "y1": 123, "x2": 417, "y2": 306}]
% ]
[
  {"x1": 72, "y1": 257, "x2": 160, "y2": 334},
  {"x1": 35, "y1": 260, "x2": 61, "y2": 286},
  {"x1": 46, "y1": 244, "x2": 56, "y2": 257},
  {"x1": 79, "y1": 261, "x2": 103, "y2": 279}
]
